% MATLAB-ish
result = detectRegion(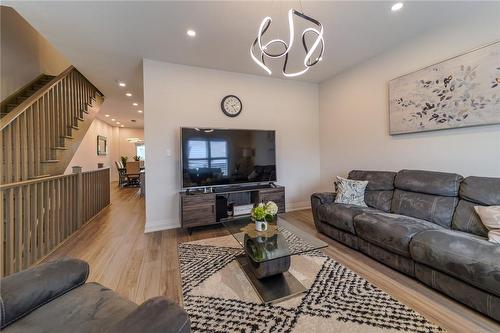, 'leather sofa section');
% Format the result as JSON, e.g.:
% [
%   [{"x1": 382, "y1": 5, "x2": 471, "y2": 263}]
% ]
[
  {"x1": 348, "y1": 170, "x2": 396, "y2": 212},
  {"x1": 460, "y1": 176, "x2": 500, "y2": 206},
  {"x1": 410, "y1": 229, "x2": 500, "y2": 297},
  {"x1": 354, "y1": 212, "x2": 443, "y2": 257},
  {"x1": 415, "y1": 263, "x2": 500, "y2": 322},
  {"x1": 391, "y1": 189, "x2": 458, "y2": 228},
  {"x1": 311, "y1": 192, "x2": 336, "y2": 230},
  {"x1": 358, "y1": 238, "x2": 415, "y2": 276},
  {"x1": 316, "y1": 221, "x2": 360, "y2": 249},
  {"x1": 364, "y1": 191, "x2": 394, "y2": 212},
  {"x1": 348, "y1": 170, "x2": 396, "y2": 191},
  {"x1": 0, "y1": 258, "x2": 89, "y2": 329},
  {"x1": 317, "y1": 203, "x2": 381, "y2": 234},
  {"x1": 395, "y1": 170, "x2": 463, "y2": 197},
  {"x1": 3, "y1": 282, "x2": 136, "y2": 333},
  {"x1": 451, "y1": 200, "x2": 489, "y2": 237}
]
